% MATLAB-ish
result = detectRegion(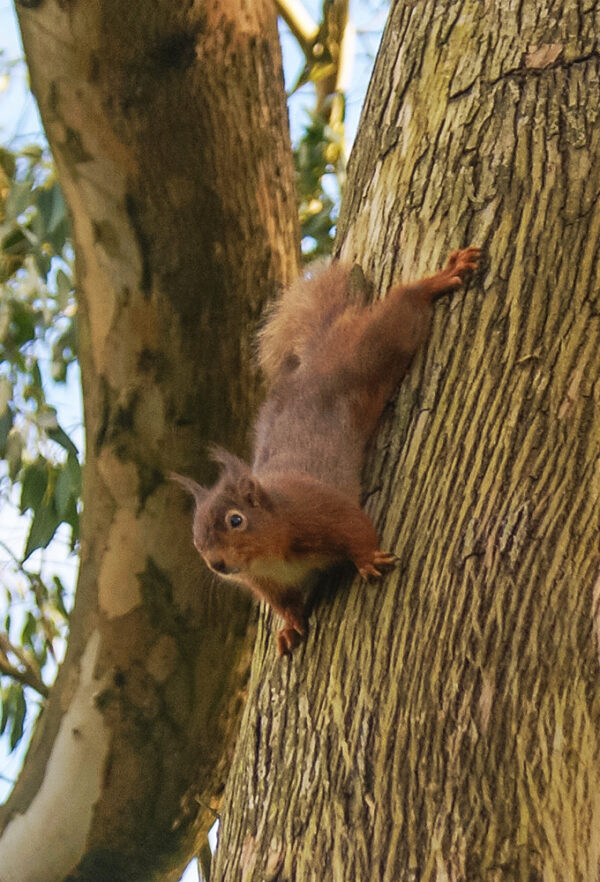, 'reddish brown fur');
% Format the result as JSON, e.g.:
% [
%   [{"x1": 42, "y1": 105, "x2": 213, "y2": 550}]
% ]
[{"x1": 173, "y1": 248, "x2": 479, "y2": 654}]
